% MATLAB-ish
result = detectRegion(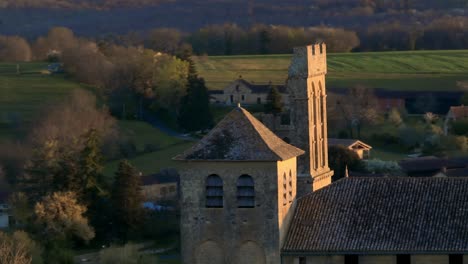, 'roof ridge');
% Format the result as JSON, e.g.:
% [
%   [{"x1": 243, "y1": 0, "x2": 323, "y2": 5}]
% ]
[
  {"x1": 174, "y1": 107, "x2": 304, "y2": 161},
  {"x1": 238, "y1": 107, "x2": 304, "y2": 160}
]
